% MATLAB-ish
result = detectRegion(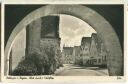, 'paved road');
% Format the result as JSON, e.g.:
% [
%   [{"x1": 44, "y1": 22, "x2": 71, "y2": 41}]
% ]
[{"x1": 54, "y1": 64, "x2": 108, "y2": 76}]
